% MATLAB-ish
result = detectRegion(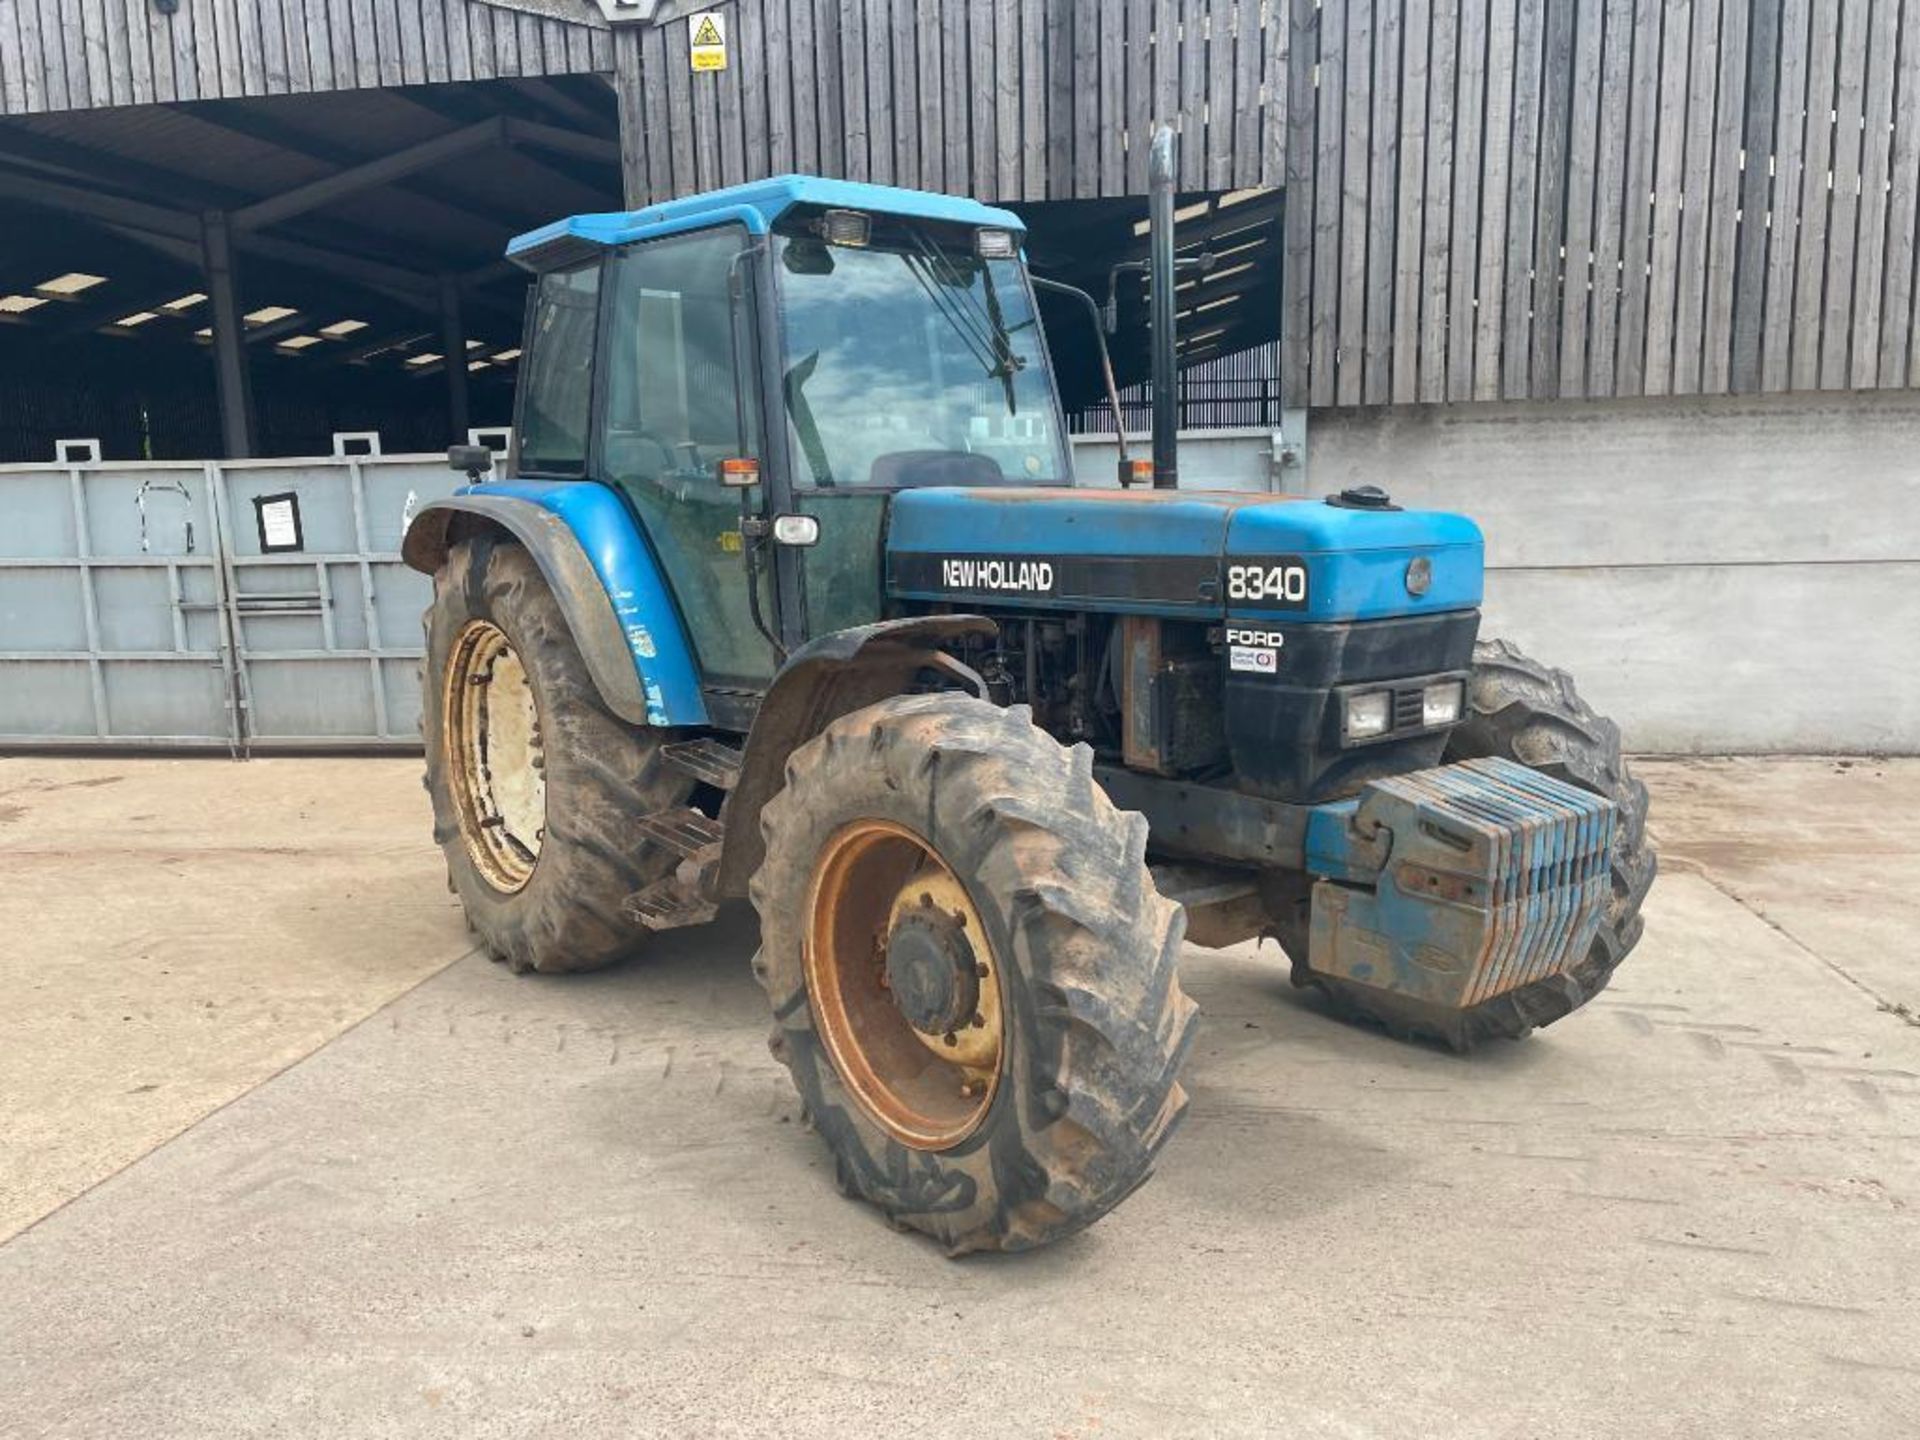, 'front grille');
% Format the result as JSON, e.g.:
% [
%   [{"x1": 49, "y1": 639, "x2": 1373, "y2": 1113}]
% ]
[
  {"x1": 1390, "y1": 685, "x2": 1427, "y2": 731},
  {"x1": 1370, "y1": 756, "x2": 1617, "y2": 1004}
]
